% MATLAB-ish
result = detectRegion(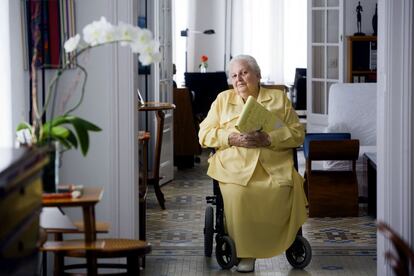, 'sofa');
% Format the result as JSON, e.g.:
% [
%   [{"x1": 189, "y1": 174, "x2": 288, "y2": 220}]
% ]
[{"x1": 323, "y1": 82, "x2": 377, "y2": 198}]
